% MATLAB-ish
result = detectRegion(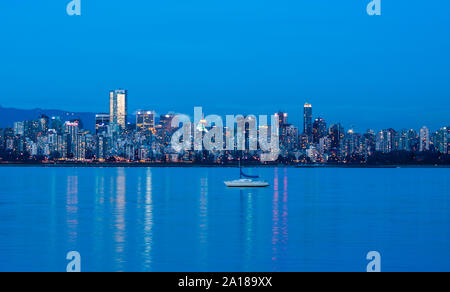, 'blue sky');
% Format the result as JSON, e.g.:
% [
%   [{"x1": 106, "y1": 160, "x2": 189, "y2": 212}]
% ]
[{"x1": 0, "y1": 1, "x2": 449, "y2": 131}]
